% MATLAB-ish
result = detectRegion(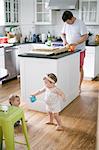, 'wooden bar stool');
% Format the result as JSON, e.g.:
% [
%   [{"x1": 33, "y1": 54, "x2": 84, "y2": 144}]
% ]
[{"x1": 0, "y1": 105, "x2": 30, "y2": 150}]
